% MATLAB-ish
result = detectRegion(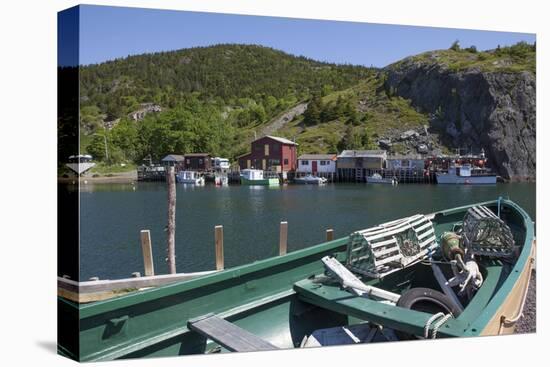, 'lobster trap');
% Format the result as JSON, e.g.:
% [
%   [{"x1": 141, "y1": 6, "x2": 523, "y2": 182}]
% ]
[
  {"x1": 346, "y1": 214, "x2": 438, "y2": 278},
  {"x1": 462, "y1": 205, "x2": 515, "y2": 258}
]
